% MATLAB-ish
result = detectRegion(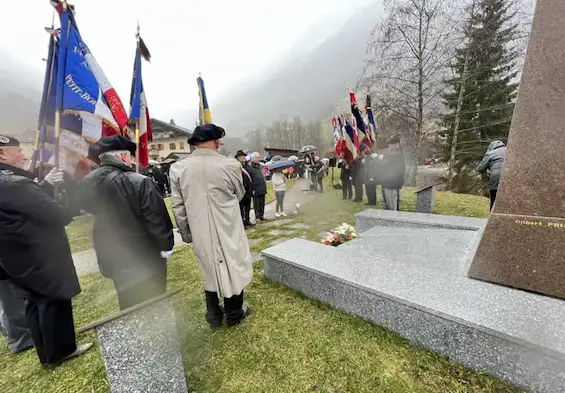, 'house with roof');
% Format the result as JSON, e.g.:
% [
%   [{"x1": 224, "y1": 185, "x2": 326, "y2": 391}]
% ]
[{"x1": 149, "y1": 119, "x2": 193, "y2": 162}]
